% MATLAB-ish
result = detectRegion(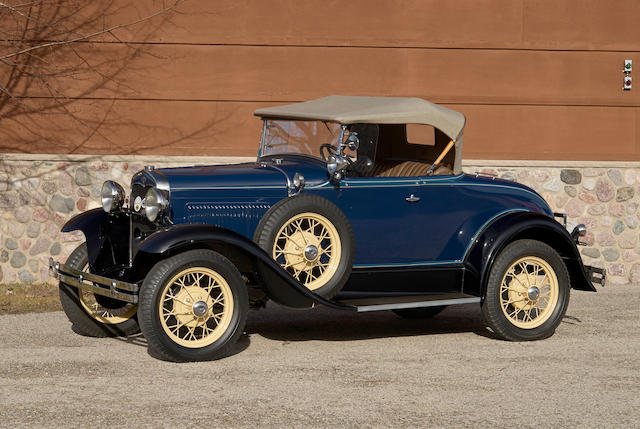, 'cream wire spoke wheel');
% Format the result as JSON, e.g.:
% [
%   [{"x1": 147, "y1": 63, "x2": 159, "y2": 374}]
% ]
[
  {"x1": 499, "y1": 256, "x2": 559, "y2": 329},
  {"x1": 272, "y1": 212, "x2": 342, "y2": 291},
  {"x1": 76, "y1": 263, "x2": 138, "y2": 324},
  {"x1": 158, "y1": 267, "x2": 234, "y2": 348}
]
